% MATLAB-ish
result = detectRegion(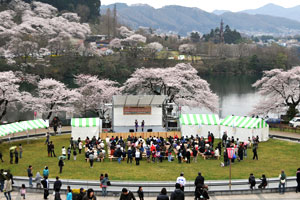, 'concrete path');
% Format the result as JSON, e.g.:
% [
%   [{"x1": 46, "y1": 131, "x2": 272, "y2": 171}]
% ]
[
  {"x1": 0, "y1": 191, "x2": 299, "y2": 200},
  {"x1": 270, "y1": 130, "x2": 300, "y2": 139}
]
